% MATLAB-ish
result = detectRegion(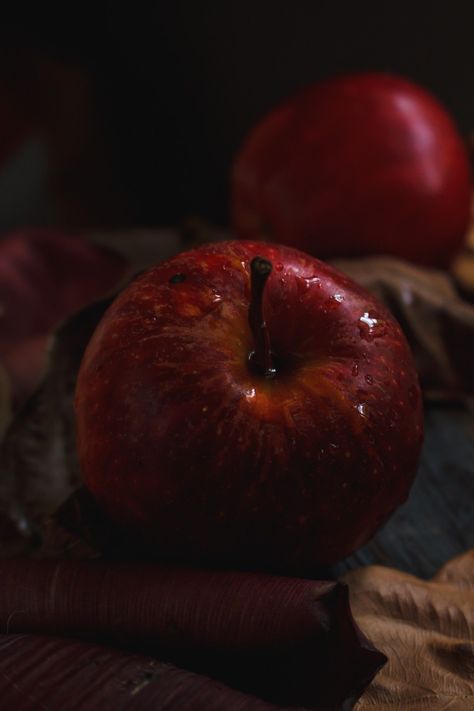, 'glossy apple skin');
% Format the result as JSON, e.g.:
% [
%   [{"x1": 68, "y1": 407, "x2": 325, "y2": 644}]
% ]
[
  {"x1": 75, "y1": 240, "x2": 423, "y2": 571},
  {"x1": 232, "y1": 73, "x2": 471, "y2": 267}
]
